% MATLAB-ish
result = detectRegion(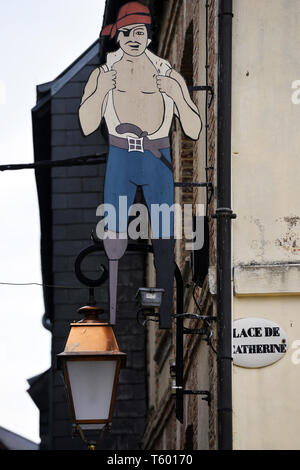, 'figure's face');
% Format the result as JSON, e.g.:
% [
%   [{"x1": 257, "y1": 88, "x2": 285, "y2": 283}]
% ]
[{"x1": 117, "y1": 24, "x2": 149, "y2": 56}]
